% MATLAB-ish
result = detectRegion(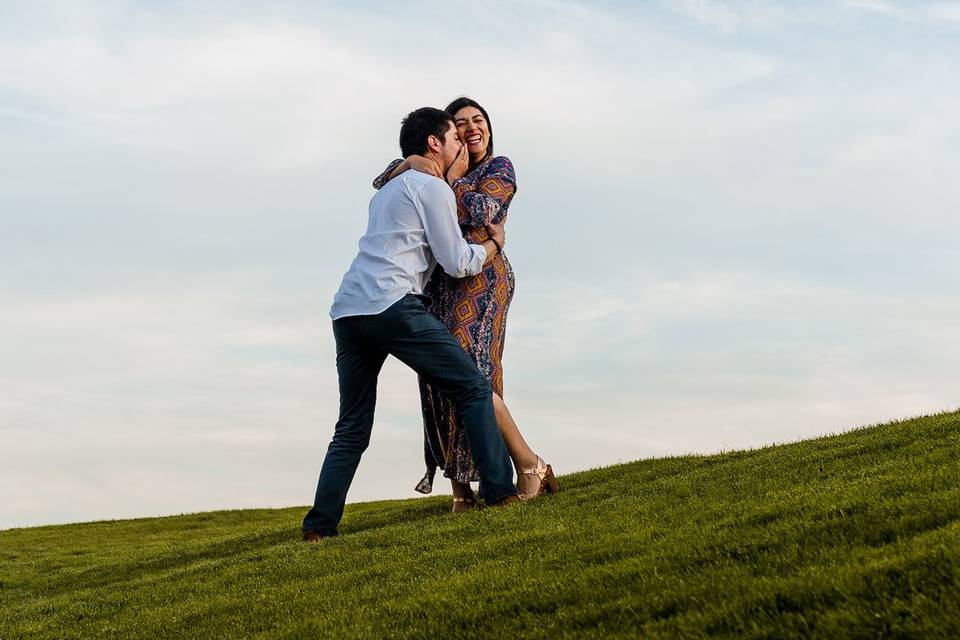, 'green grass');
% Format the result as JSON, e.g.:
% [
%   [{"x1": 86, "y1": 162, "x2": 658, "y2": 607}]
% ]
[{"x1": 2, "y1": 411, "x2": 959, "y2": 639}]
